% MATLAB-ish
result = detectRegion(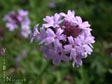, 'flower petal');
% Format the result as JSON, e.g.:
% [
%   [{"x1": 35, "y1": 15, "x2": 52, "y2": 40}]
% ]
[
  {"x1": 46, "y1": 29, "x2": 55, "y2": 37},
  {"x1": 70, "y1": 49, "x2": 77, "y2": 59},
  {"x1": 68, "y1": 36, "x2": 74, "y2": 44},
  {"x1": 56, "y1": 28, "x2": 63, "y2": 36},
  {"x1": 64, "y1": 45, "x2": 72, "y2": 51}
]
